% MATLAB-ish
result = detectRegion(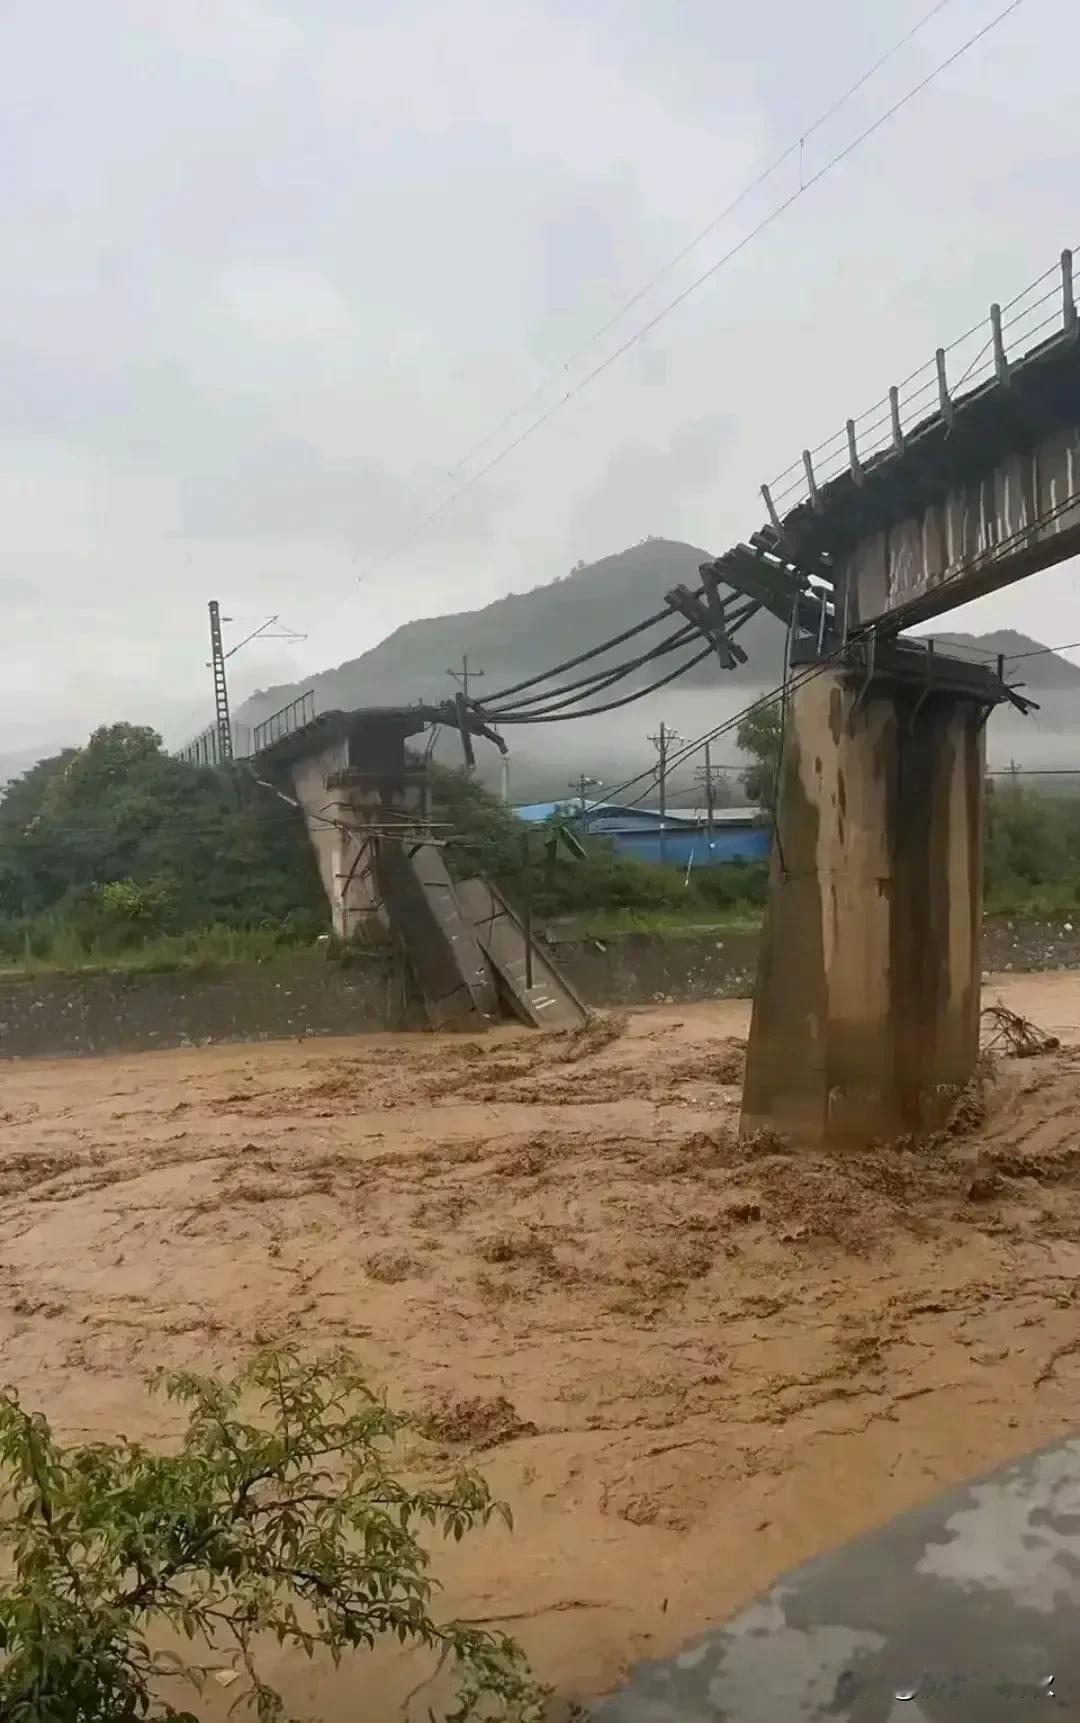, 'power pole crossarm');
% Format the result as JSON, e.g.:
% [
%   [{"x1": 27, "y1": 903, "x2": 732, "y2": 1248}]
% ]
[
  {"x1": 447, "y1": 653, "x2": 484, "y2": 702},
  {"x1": 569, "y1": 773, "x2": 602, "y2": 812}
]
